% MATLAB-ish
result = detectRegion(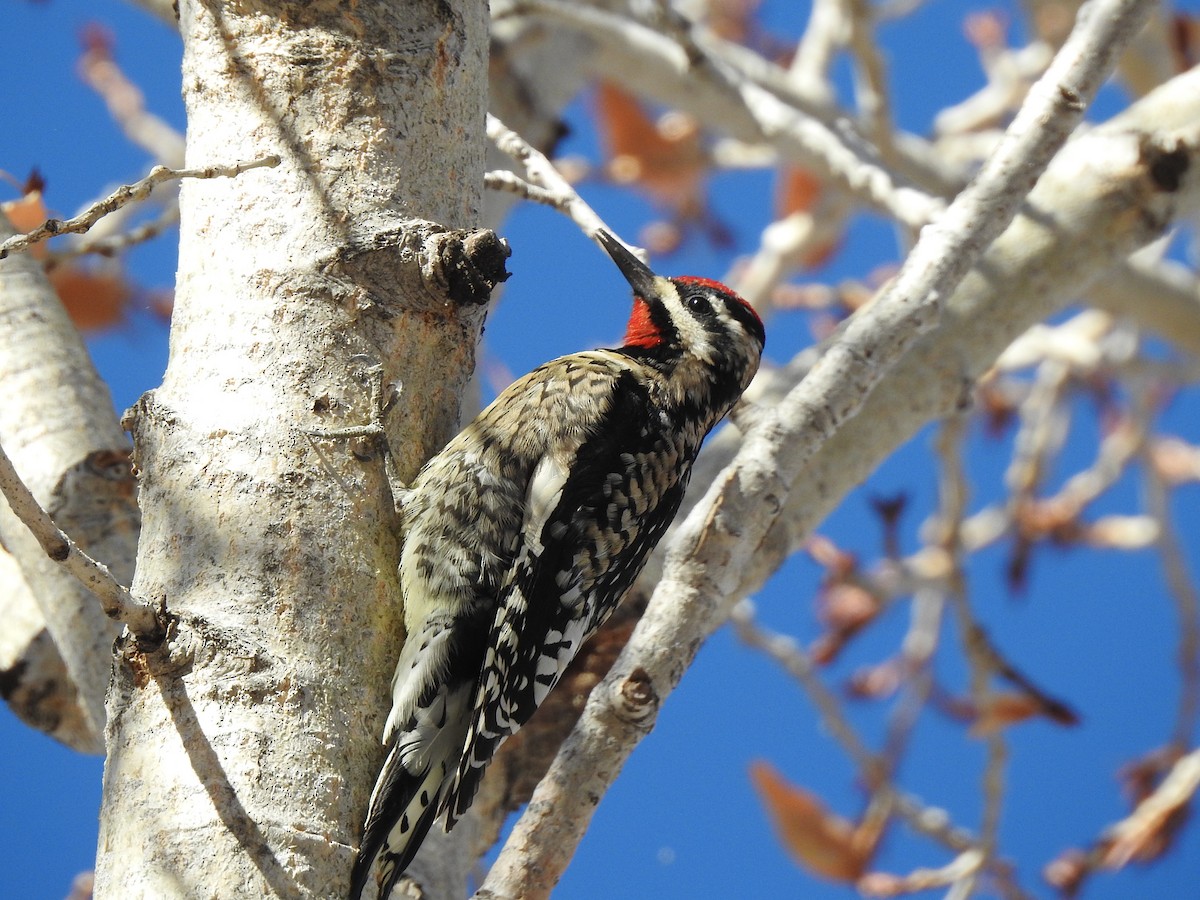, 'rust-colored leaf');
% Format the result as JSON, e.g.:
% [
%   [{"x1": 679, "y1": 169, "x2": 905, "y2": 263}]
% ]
[
  {"x1": 777, "y1": 167, "x2": 823, "y2": 217},
  {"x1": 749, "y1": 760, "x2": 877, "y2": 882},
  {"x1": 593, "y1": 81, "x2": 730, "y2": 247},
  {"x1": 48, "y1": 263, "x2": 131, "y2": 331},
  {"x1": 968, "y1": 692, "x2": 1043, "y2": 737},
  {"x1": 1171, "y1": 13, "x2": 1200, "y2": 73},
  {"x1": 1, "y1": 189, "x2": 51, "y2": 260},
  {"x1": 595, "y1": 81, "x2": 704, "y2": 202},
  {"x1": 940, "y1": 683, "x2": 1078, "y2": 735},
  {"x1": 772, "y1": 167, "x2": 841, "y2": 266}
]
